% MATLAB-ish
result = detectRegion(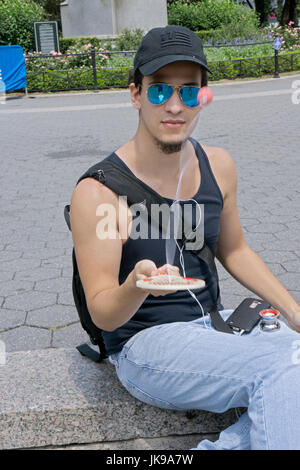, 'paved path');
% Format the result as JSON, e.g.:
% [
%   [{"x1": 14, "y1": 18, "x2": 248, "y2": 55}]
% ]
[{"x1": 1, "y1": 74, "x2": 300, "y2": 352}]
